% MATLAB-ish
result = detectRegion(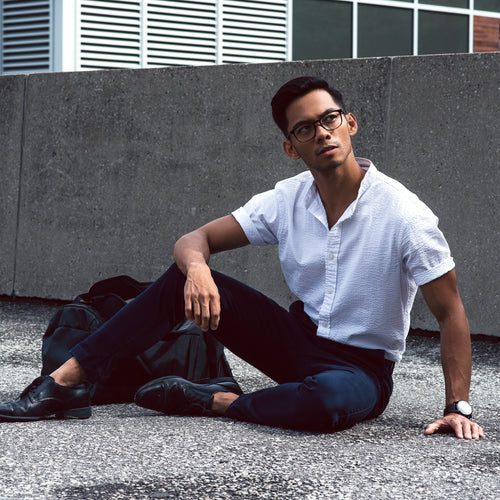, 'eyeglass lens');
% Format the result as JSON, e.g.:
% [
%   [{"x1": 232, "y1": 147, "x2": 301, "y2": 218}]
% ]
[{"x1": 293, "y1": 111, "x2": 343, "y2": 142}]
